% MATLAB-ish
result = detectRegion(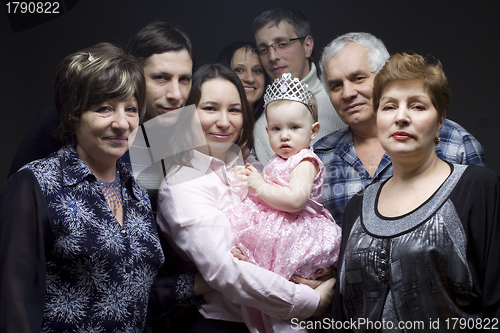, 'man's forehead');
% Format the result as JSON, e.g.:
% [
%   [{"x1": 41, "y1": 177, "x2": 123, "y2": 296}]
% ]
[
  {"x1": 144, "y1": 49, "x2": 193, "y2": 71},
  {"x1": 255, "y1": 20, "x2": 296, "y2": 44},
  {"x1": 326, "y1": 48, "x2": 371, "y2": 78}
]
